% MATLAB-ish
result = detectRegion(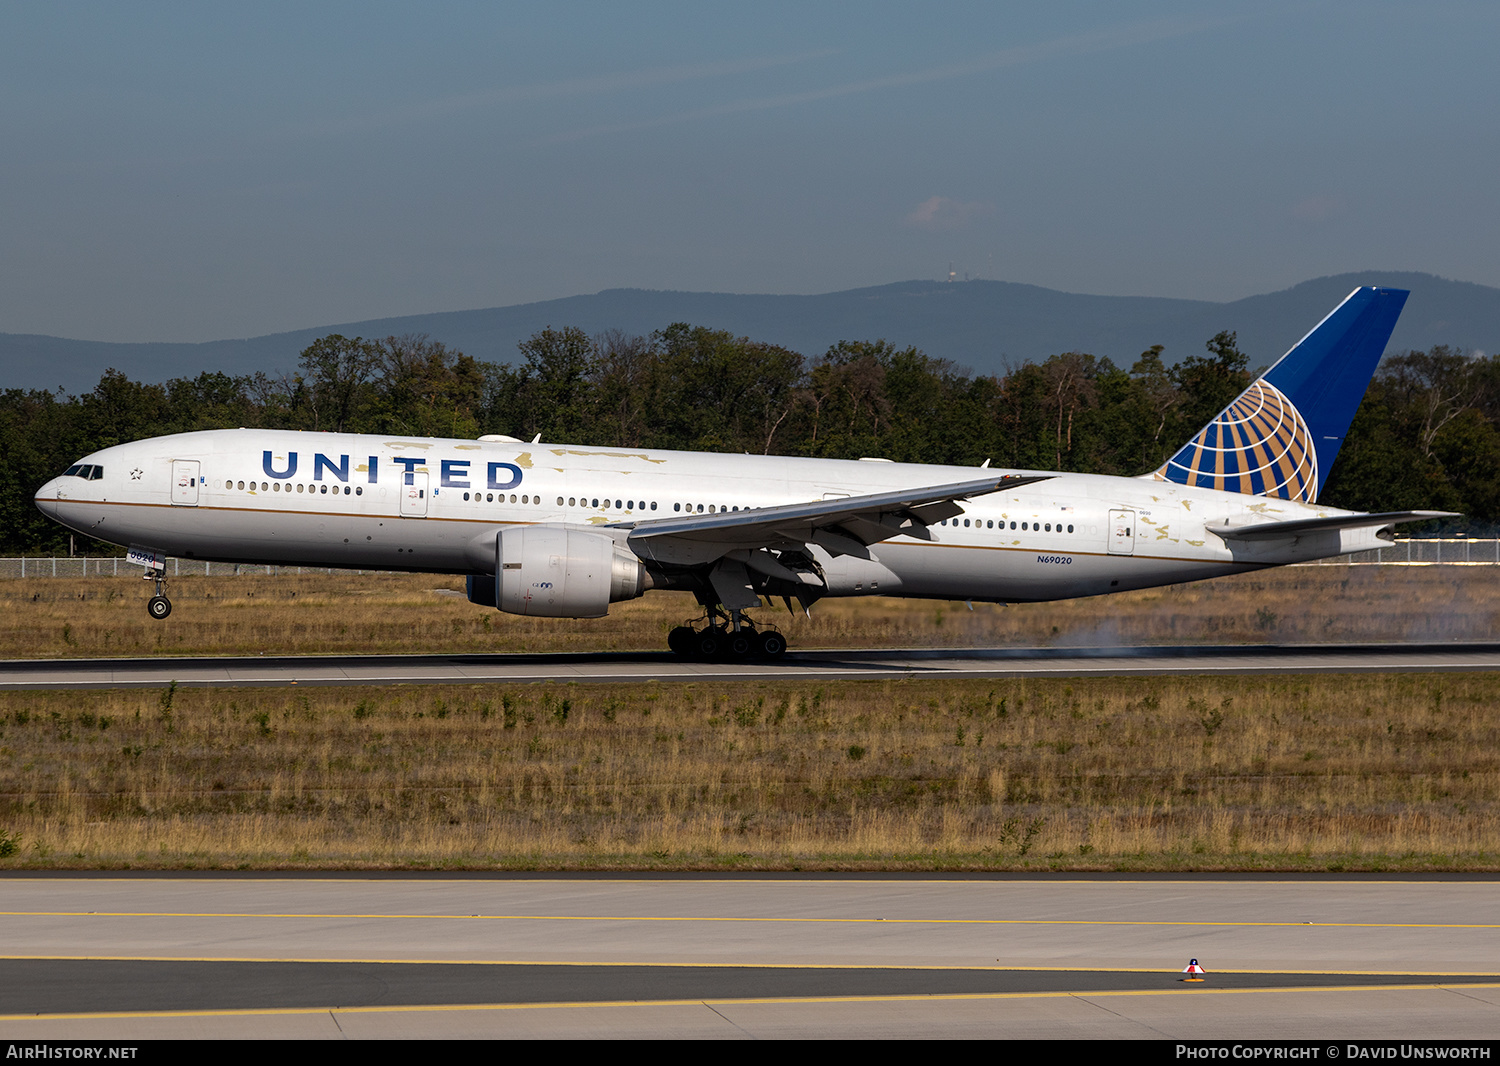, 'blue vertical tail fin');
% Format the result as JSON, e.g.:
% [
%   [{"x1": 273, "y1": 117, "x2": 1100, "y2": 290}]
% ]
[{"x1": 1151, "y1": 286, "x2": 1408, "y2": 503}]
